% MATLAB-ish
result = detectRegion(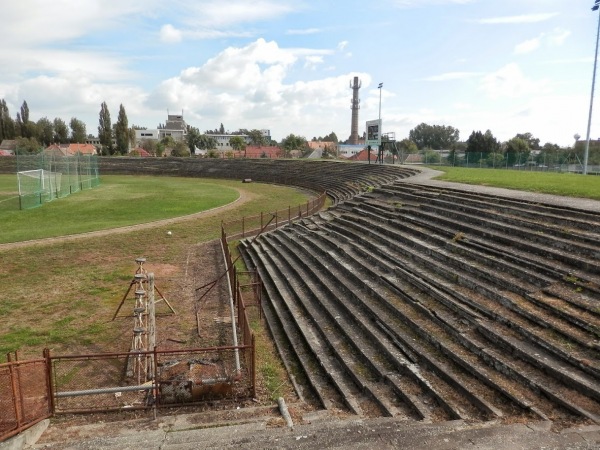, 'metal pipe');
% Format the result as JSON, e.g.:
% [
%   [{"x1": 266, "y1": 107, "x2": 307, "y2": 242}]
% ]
[
  {"x1": 55, "y1": 384, "x2": 154, "y2": 398},
  {"x1": 584, "y1": 4, "x2": 600, "y2": 175},
  {"x1": 220, "y1": 238, "x2": 241, "y2": 375}
]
